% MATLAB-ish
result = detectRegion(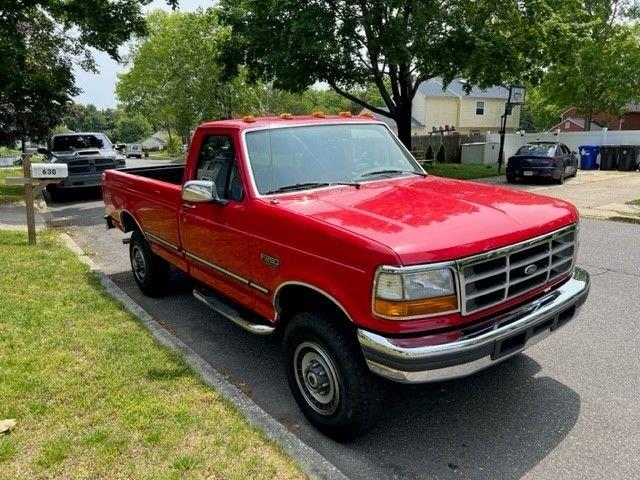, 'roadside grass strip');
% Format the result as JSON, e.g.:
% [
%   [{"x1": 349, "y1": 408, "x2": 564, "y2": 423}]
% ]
[
  {"x1": 423, "y1": 163, "x2": 500, "y2": 180},
  {"x1": 0, "y1": 230, "x2": 304, "y2": 480},
  {"x1": 0, "y1": 168, "x2": 24, "y2": 204}
]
